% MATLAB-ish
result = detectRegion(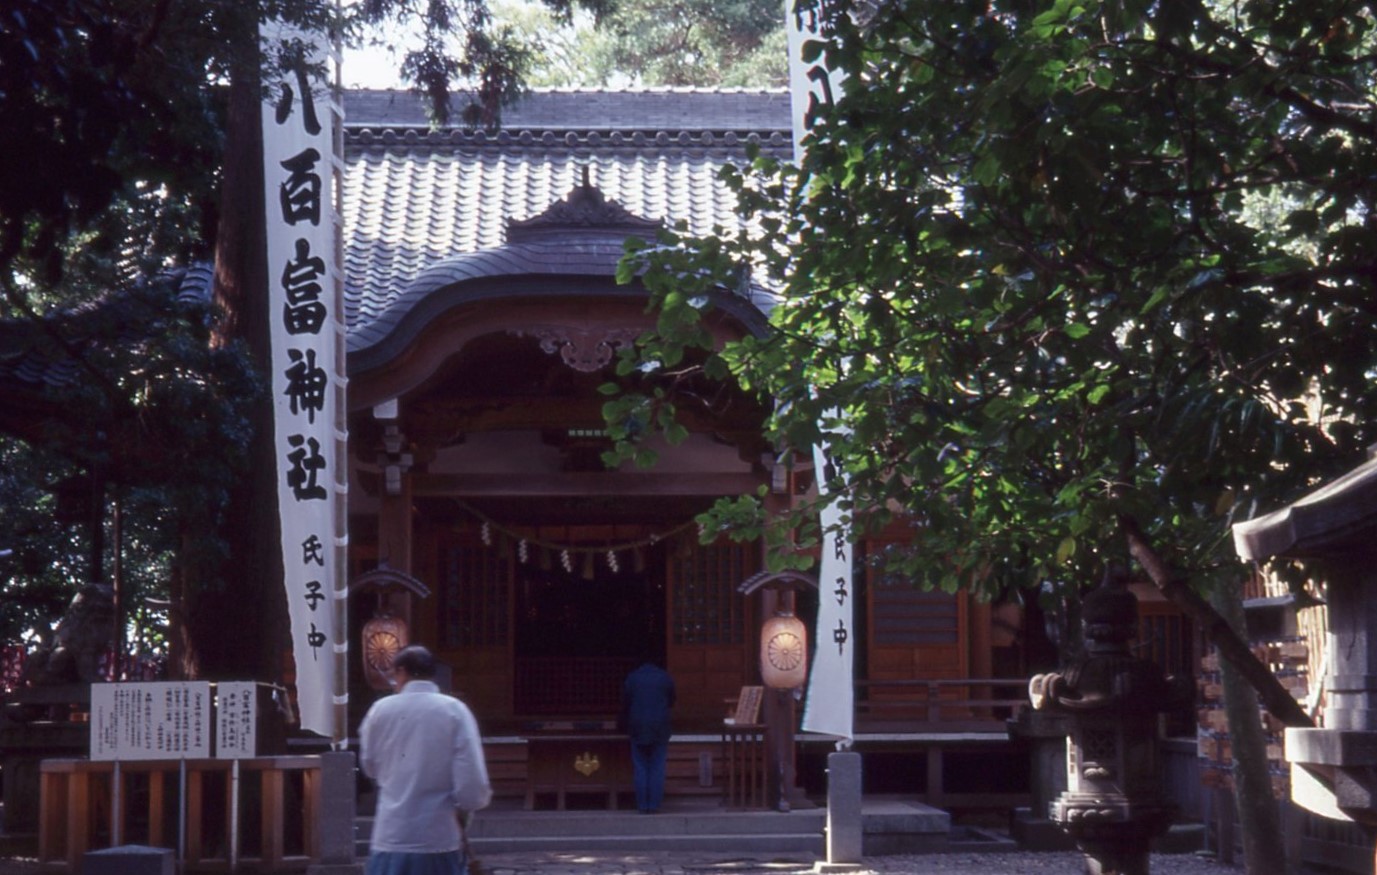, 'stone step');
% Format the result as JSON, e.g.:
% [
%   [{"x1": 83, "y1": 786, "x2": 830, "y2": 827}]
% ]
[
  {"x1": 471, "y1": 833, "x2": 826, "y2": 855},
  {"x1": 356, "y1": 798, "x2": 951, "y2": 857},
  {"x1": 471, "y1": 810, "x2": 825, "y2": 839}
]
